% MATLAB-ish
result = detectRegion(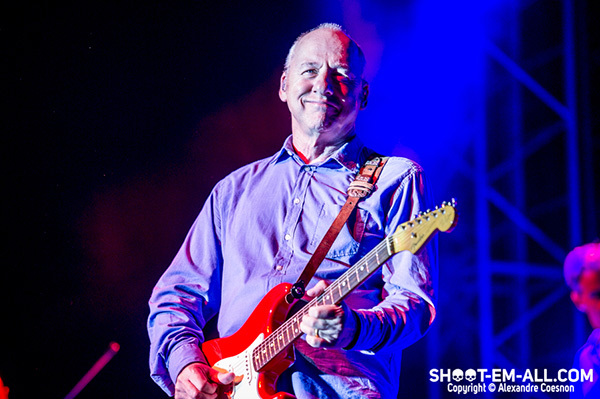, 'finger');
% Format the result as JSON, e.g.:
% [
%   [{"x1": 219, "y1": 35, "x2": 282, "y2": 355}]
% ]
[
  {"x1": 200, "y1": 381, "x2": 218, "y2": 395},
  {"x1": 186, "y1": 368, "x2": 217, "y2": 395},
  {"x1": 176, "y1": 378, "x2": 216, "y2": 399},
  {"x1": 308, "y1": 304, "x2": 343, "y2": 320},
  {"x1": 300, "y1": 315, "x2": 335, "y2": 333},
  {"x1": 300, "y1": 317, "x2": 341, "y2": 342},
  {"x1": 305, "y1": 333, "x2": 327, "y2": 348}
]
